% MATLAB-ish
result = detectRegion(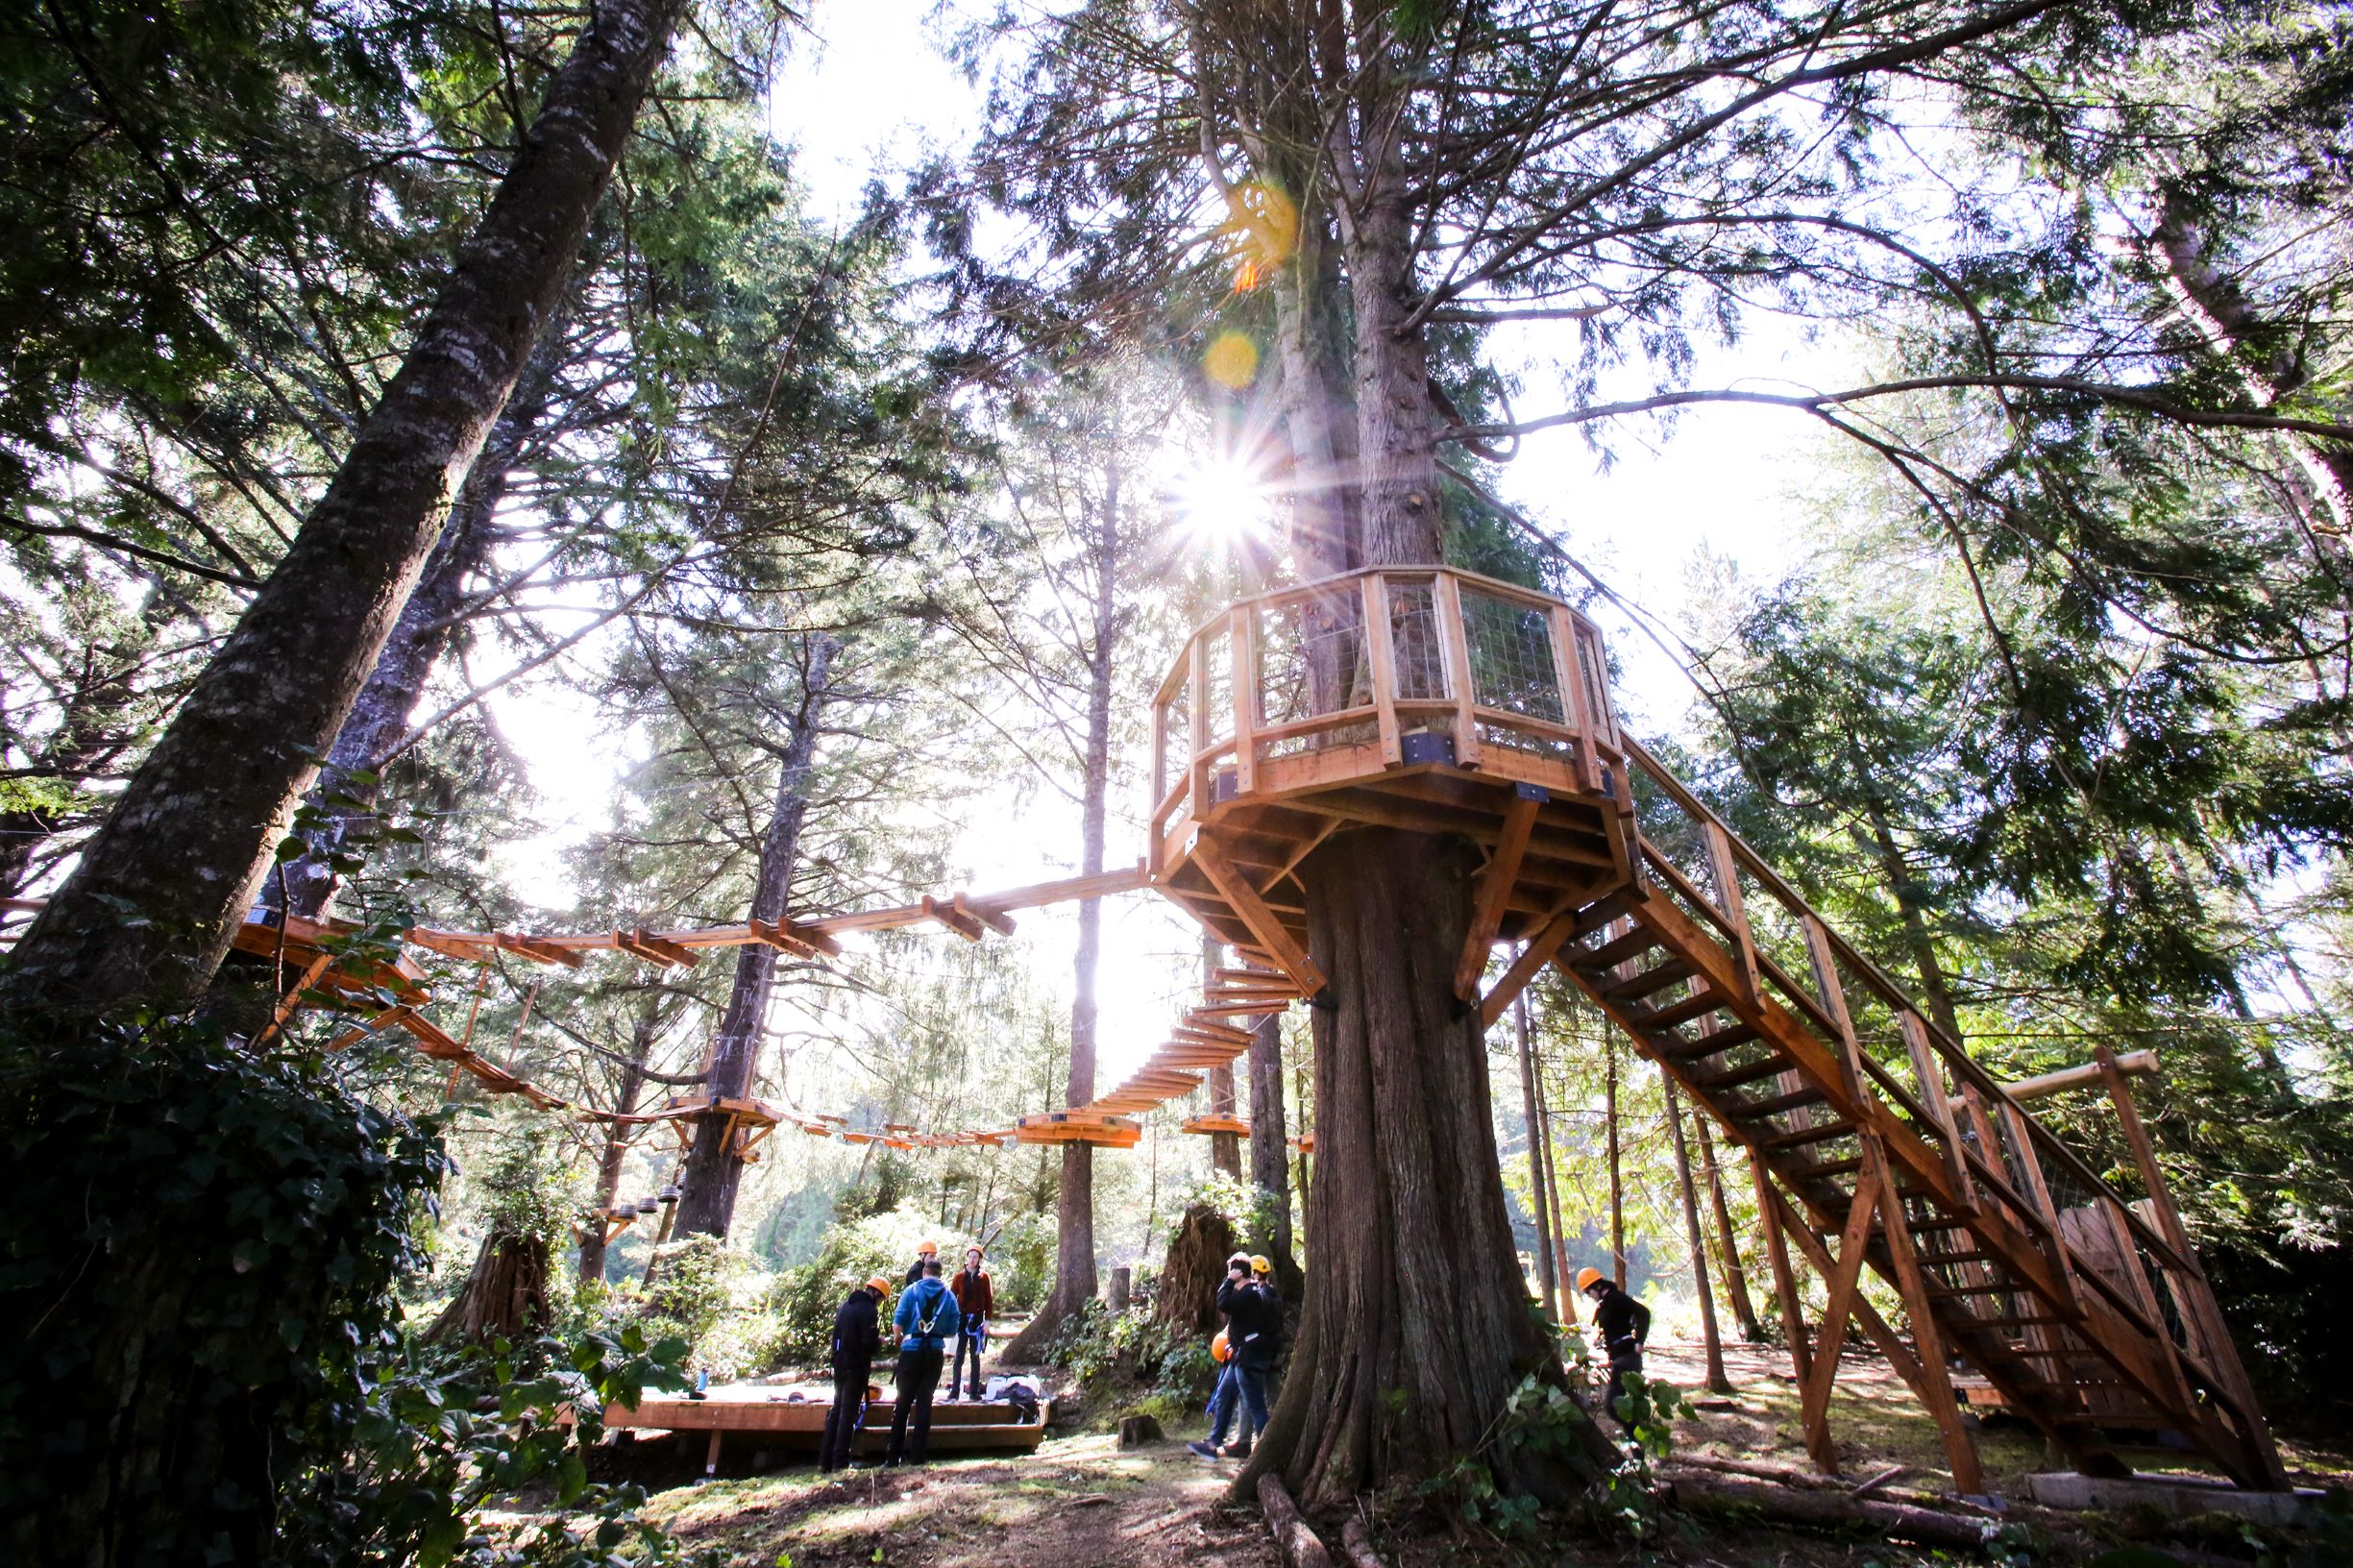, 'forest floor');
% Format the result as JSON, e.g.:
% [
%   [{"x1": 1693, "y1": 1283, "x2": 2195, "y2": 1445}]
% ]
[{"x1": 575, "y1": 1337, "x2": 2353, "y2": 1568}]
